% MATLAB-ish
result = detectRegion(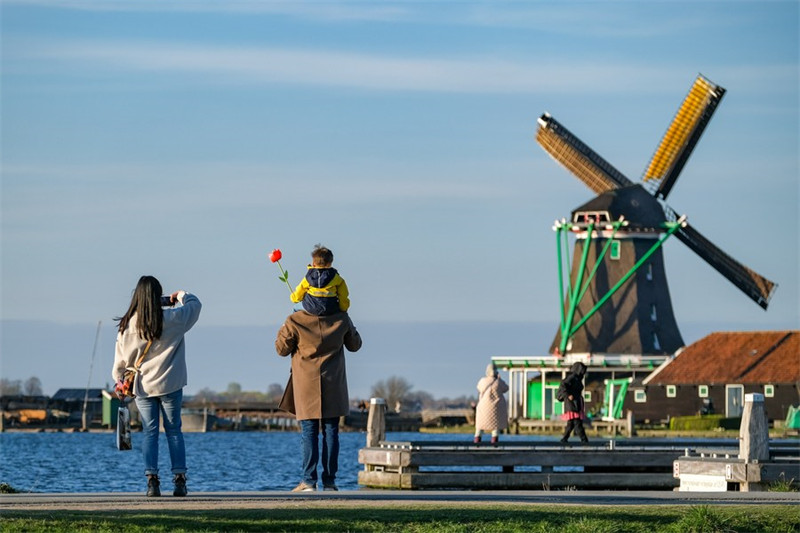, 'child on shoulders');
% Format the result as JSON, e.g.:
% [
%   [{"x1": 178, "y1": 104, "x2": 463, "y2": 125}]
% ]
[{"x1": 291, "y1": 244, "x2": 350, "y2": 316}]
